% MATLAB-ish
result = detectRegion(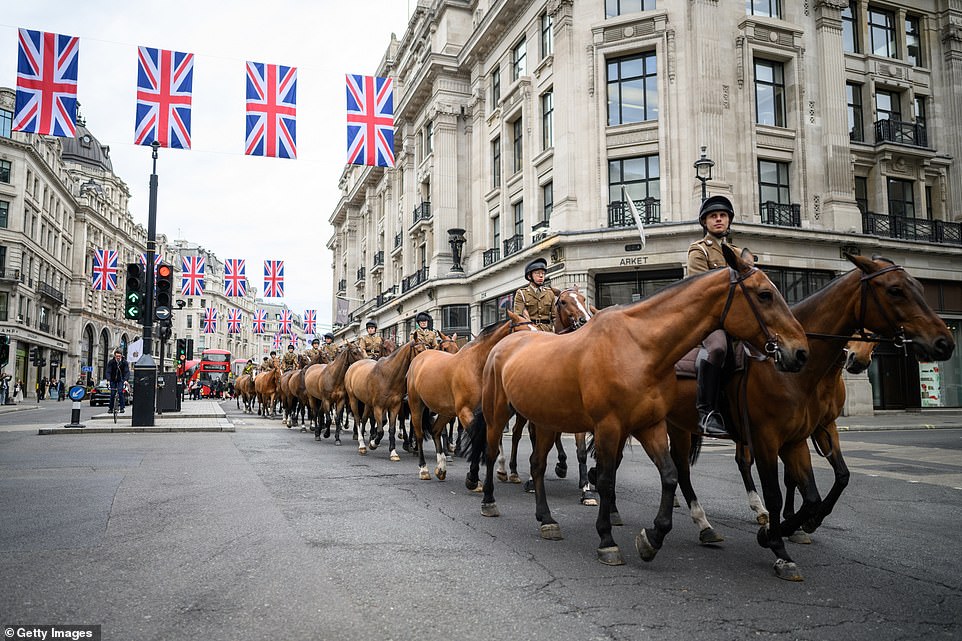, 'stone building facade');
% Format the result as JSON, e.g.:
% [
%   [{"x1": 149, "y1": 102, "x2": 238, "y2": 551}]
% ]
[{"x1": 329, "y1": 0, "x2": 961, "y2": 412}]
